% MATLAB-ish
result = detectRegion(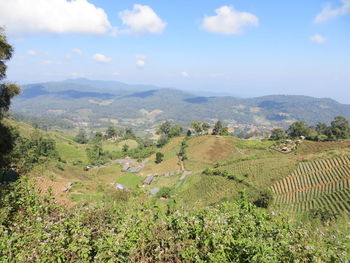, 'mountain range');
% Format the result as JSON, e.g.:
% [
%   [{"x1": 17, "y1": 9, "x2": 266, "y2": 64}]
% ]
[{"x1": 11, "y1": 78, "x2": 350, "y2": 132}]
